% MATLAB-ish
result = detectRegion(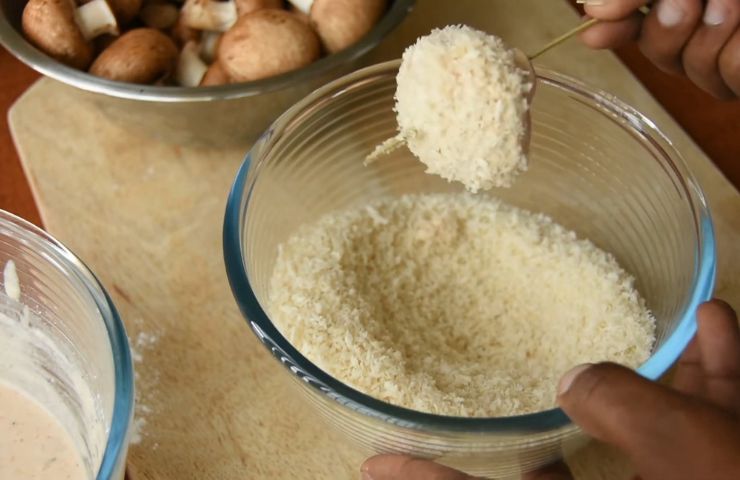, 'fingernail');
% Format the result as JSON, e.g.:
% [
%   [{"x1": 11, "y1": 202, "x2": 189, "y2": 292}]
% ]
[
  {"x1": 577, "y1": 0, "x2": 606, "y2": 5},
  {"x1": 657, "y1": 0, "x2": 684, "y2": 27},
  {"x1": 703, "y1": 2, "x2": 726, "y2": 25},
  {"x1": 558, "y1": 364, "x2": 592, "y2": 396},
  {"x1": 360, "y1": 473, "x2": 373, "y2": 480}
]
